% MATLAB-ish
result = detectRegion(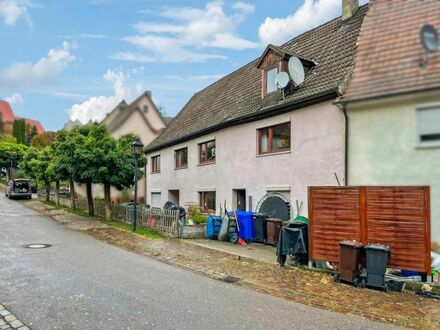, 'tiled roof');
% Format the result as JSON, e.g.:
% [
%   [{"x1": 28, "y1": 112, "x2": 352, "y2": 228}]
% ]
[
  {"x1": 343, "y1": 0, "x2": 440, "y2": 102},
  {"x1": 24, "y1": 118, "x2": 45, "y2": 134},
  {"x1": 0, "y1": 100, "x2": 45, "y2": 133},
  {"x1": 0, "y1": 100, "x2": 15, "y2": 122},
  {"x1": 146, "y1": 5, "x2": 368, "y2": 152}
]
